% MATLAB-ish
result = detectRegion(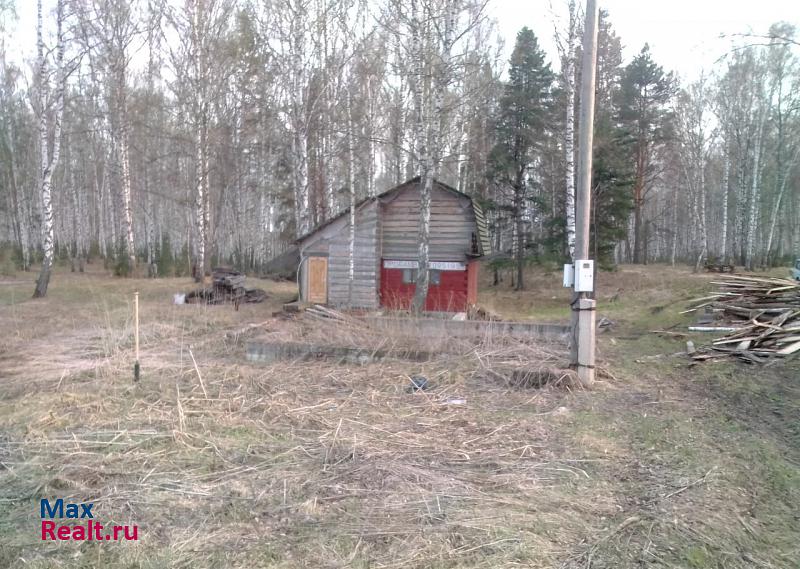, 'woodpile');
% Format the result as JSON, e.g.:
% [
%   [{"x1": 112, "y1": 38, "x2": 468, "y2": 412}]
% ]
[
  {"x1": 186, "y1": 268, "x2": 268, "y2": 305},
  {"x1": 684, "y1": 275, "x2": 800, "y2": 363},
  {"x1": 703, "y1": 262, "x2": 735, "y2": 273},
  {"x1": 213, "y1": 267, "x2": 246, "y2": 290}
]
